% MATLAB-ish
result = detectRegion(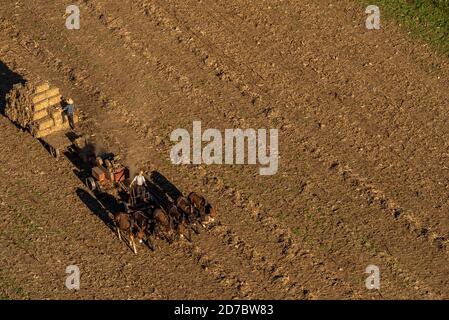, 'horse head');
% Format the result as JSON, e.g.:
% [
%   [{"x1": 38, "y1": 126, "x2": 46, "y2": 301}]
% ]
[{"x1": 206, "y1": 204, "x2": 217, "y2": 220}]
